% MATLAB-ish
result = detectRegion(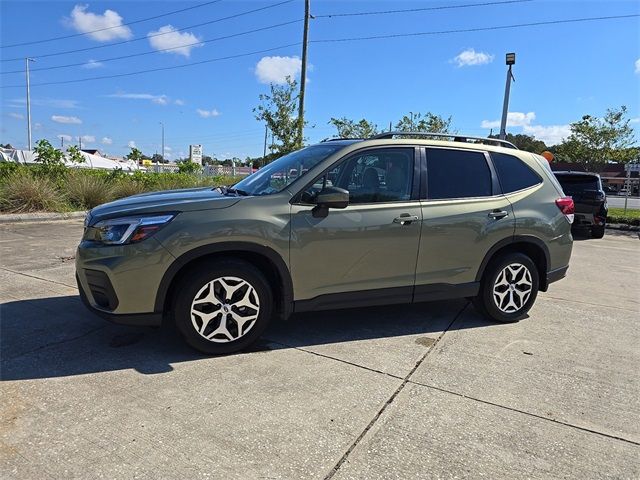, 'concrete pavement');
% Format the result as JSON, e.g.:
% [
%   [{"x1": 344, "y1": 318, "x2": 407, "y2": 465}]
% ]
[{"x1": 1, "y1": 220, "x2": 638, "y2": 479}]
